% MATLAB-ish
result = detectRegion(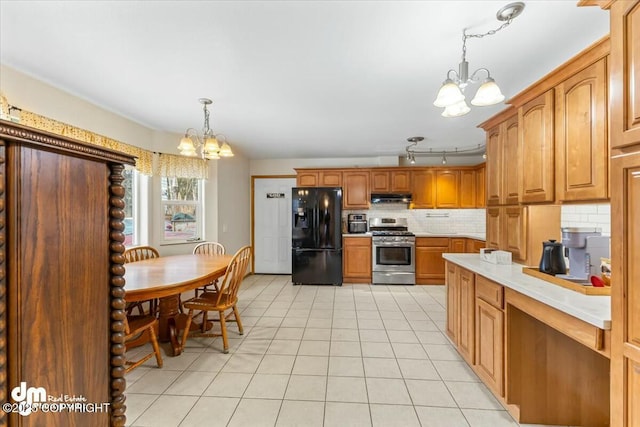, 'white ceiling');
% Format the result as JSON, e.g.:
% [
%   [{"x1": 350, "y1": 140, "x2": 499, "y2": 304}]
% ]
[{"x1": 0, "y1": 1, "x2": 609, "y2": 160}]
